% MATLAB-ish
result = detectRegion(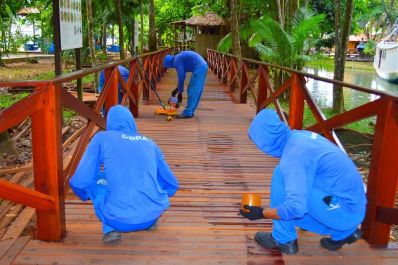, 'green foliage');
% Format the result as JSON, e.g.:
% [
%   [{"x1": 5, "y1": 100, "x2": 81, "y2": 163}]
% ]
[
  {"x1": 0, "y1": 92, "x2": 29, "y2": 109},
  {"x1": 364, "y1": 40, "x2": 376, "y2": 55},
  {"x1": 63, "y1": 109, "x2": 76, "y2": 122},
  {"x1": 248, "y1": 8, "x2": 325, "y2": 70}
]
